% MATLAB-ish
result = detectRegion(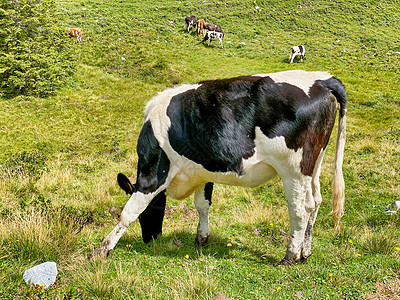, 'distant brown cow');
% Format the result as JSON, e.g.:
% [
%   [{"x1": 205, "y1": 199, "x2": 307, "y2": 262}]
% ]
[
  {"x1": 203, "y1": 23, "x2": 222, "y2": 37},
  {"x1": 67, "y1": 28, "x2": 82, "y2": 43},
  {"x1": 196, "y1": 19, "x2": 205, "y2": 36}
]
